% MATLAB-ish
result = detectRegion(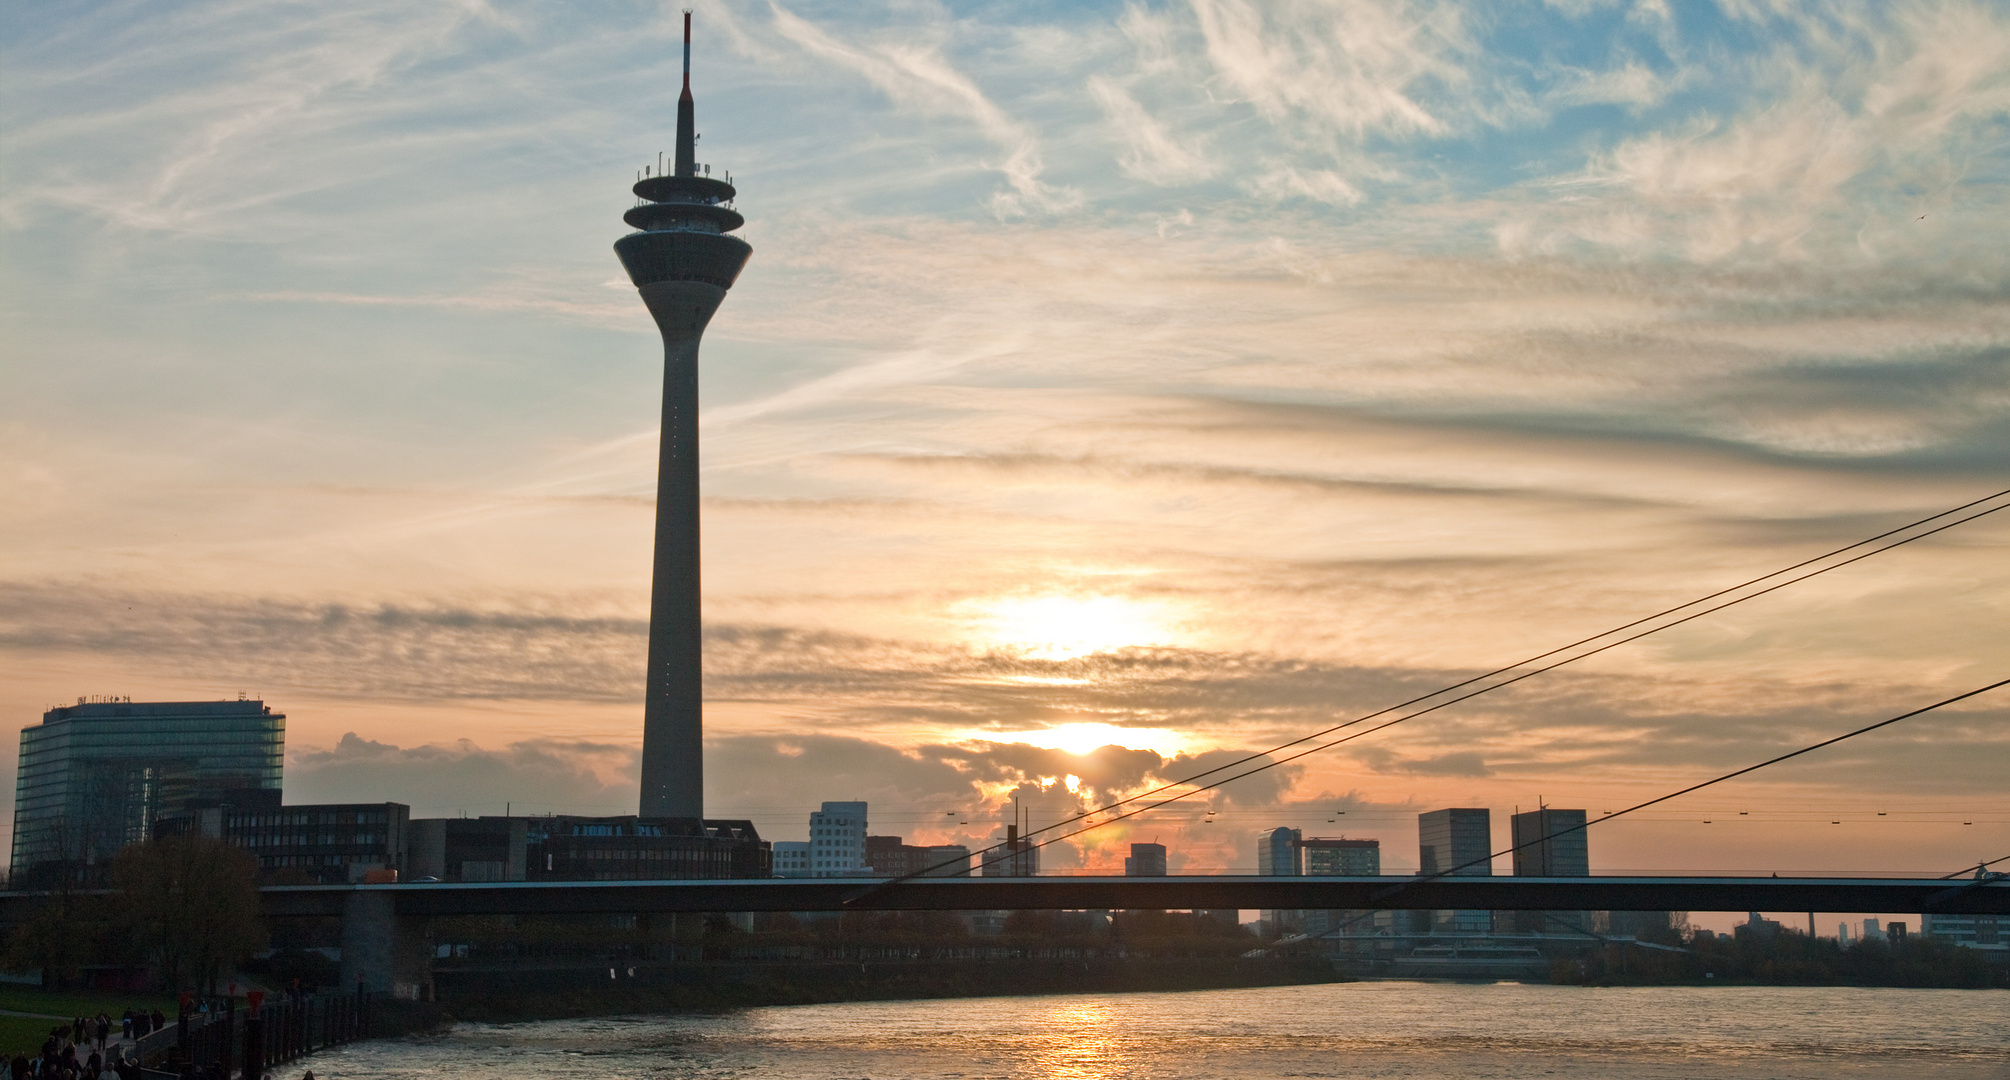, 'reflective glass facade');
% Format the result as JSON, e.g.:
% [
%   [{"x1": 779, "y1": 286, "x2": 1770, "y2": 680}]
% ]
[{"x1": 10, "y1": 699, "x2": 283, "y2": 882}]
